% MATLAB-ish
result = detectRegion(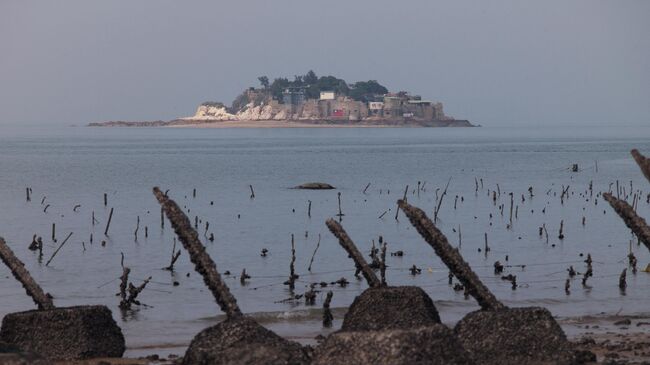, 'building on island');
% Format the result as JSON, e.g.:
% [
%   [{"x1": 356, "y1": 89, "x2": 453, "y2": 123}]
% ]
[{"x1": 319, "y1": 91, "x2": 336, "y2": 100}]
